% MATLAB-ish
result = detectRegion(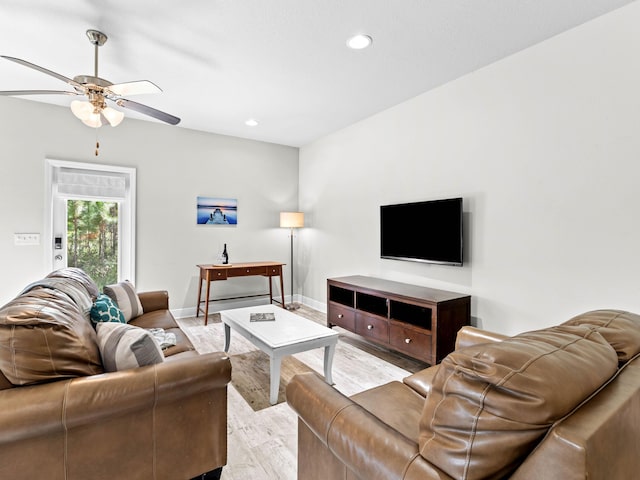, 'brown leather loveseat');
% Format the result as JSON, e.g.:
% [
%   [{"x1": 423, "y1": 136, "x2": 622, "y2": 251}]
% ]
[
  {"x1": 0, "y1": 268, "x2": 231, "y2": 480},
  {"x1": 287, "y1": 309, "x2": 640, "y2": 479}
]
